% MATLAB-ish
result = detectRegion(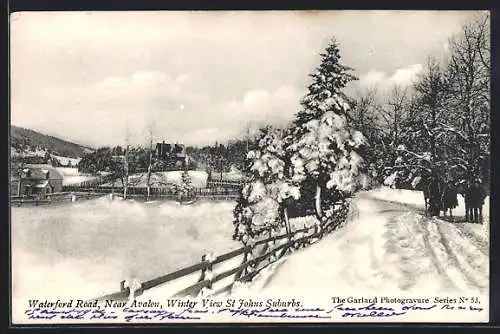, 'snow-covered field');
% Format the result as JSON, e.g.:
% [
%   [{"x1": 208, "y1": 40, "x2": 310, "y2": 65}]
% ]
[
  {"x1": 11, "y1": 198, "x2": 239, "y2": 315},
  {"x1": 56, "y1": 167, "x2": 99, "y2": 186},
  {"x1": 158, "y1": 171, "x2": 208, "y2": 187},
  {"x1": 56, "y1": 167, "x2": 82, "y2": 176},
  {"x1": 218, "y1": 167, "x2": 248, "y2": 182},
  {"x1": 233, "y1": 187, "x2": 489, "y2": 300},
  {"x1": 11, "y1": 148, "x2": 81, "y2": 167},
  {"x1": 100, "y1": 170, "x2": 209, "y2": 188},
  {"x1": 50, "y1": 154, "x2": 81, "y2": 166},
  {"x1": 11, "y1": 147, "x2": 47, "y2": 158}
]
